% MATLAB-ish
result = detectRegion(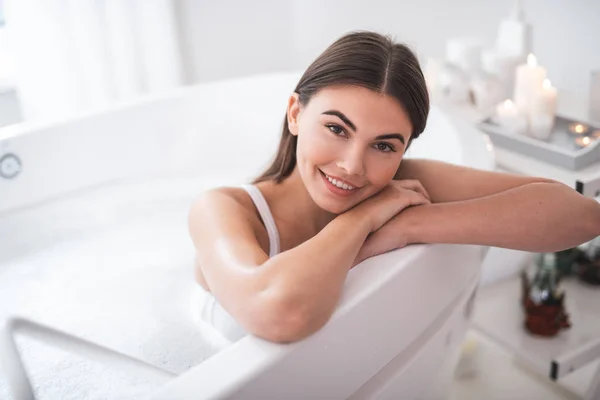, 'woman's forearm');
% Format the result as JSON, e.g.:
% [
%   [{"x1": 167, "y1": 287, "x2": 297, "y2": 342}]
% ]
[
  {"x1": 401, "y1": 182, "x2": 600, "y2": 252},
  {"x1": 263, "y1": 210, "x2": 370, "y2": 338}
]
